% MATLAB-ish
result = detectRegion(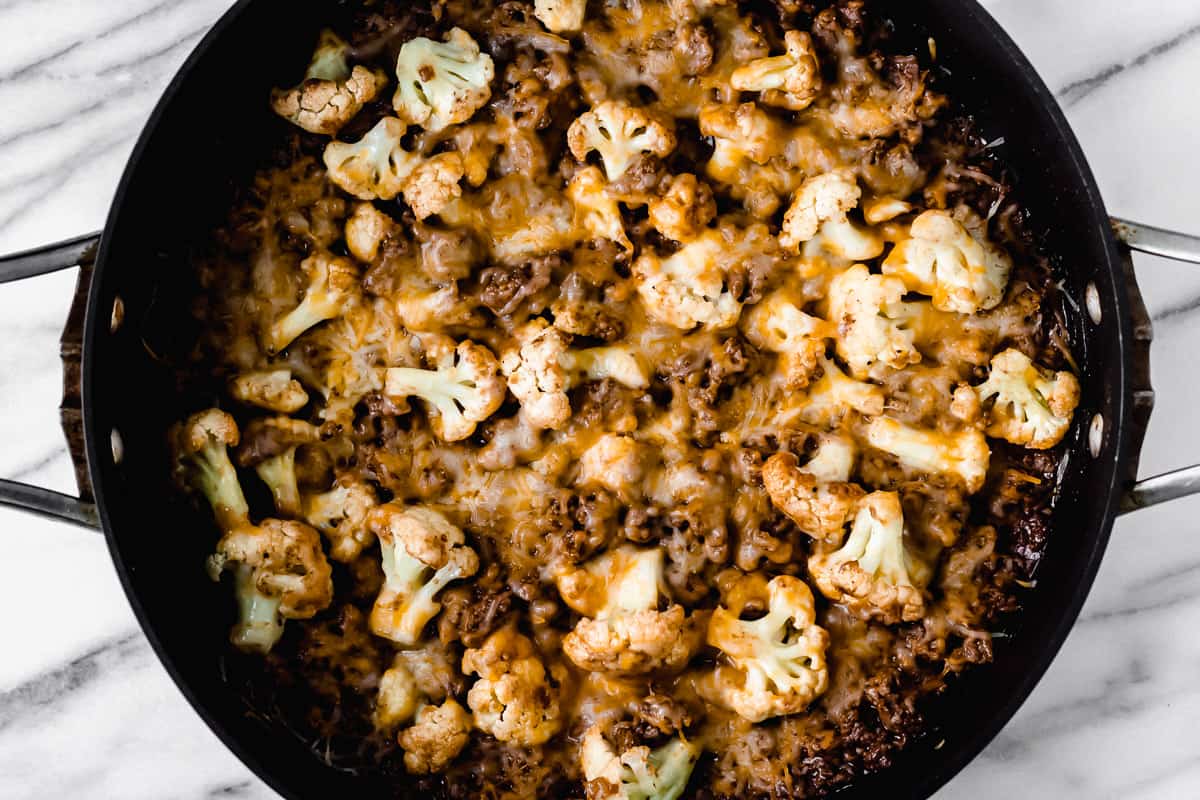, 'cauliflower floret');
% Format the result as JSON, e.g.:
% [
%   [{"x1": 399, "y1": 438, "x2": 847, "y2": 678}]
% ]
[
  {"x1": 581, "y1": 725, "x2": 701, "y2": 800},
  {"x1": 266, "y1": 251, "x2": 360, "y2": 354},
  {"x1": 974, "y1": 348, "x2": 1081, "y2": 449},
  {"x1": 866, "y1": 416, "x2": 990, "y2": 494},
  {"x1": 555, "y1": 545, "x2": 702, "y2": 674},
  {"x1": 742, "y1": 289, "x2": 834, "y2": 389},
  {"x1": 633, "y1": 230, "x2": 742, "y2": 330},
  {"x1": 398, "y1": 699, "x2": 473, "y2": 774},
  {"x1": 366, "y1": 504, "x2": 480, "y2": 645},
  {"x1": 731, "y1": 30, "x2": 821, "y2": 111},
  {"x1": 647, "y1": 173, "x2": 716, "y2": 243},
  {"x1": 405, "y1": 153, "x2": 467, "y2": 219},
  {"x1": 235, "y1": 417, "x2": 321, "y2": 517},
  {"x1": 462, "y1": 628, "x2": 563, "y2": 746},
  {"x1": 376, "y1": 658, "x2": 421, "y2": 730},
  {"x1": 778, "y1": 171, "x2": 862, "y2": 251},
  {"x1": 344, "y1": 202, "x2": 396, "y2": 263},
  {"x1": 577, "y1": 434, "x2": 649, "y2": 499},
  {"x1": 270, "y1": 29, "x2": 387, "y2": 135},
  {"x1": 228, "y1": 369, "x2": 308, "y2": 413},
  {"x1": 385, "y1": 338, "x2": 505, "y2": 441},
  {"x1": 697, "y1": 102, "x2": 782, "y2": 184},
  {"x1": 534, "y1": 0, "x2": 586, "y2": 33},
  {"x1": 323, "y1": 117, "x2": 420, "y2": 201},
  {"x1": 882, "y1": 209, "x2": 1012, "y2": 314},
  {"x1": 826, "y1": 263, "x2": 921, "y2": 378},
  {"x1": 501, "y1": 320, "x2": 649, "y2": 430},
  {"x1": 703, "y1": 575, "x2": 829, "y2": 722},
  {"x1": 863, "y1": 196, "x2": 913, "y2": 225},
  {"x1": 169, "y1": 408, "x2": 248, "y2": 532},
  {"x1": 801, "y1": 355, "x2": 885, "y2": 424},
  {"x1": 802, "y1": 435, "x2": 857, "y2": 483},
  {"x1": 209, "y1": 518, "x2": 335, "y2": 649},
  {"x1": 302, "y1": 478, "x2": 376, "y2": 561},
  {"x1": 807, "y1": 491, "x2": 929, "y2": 623},
  {"x1": 567, "y1": 101, "x2": 677, "y2": 181},
  {"x1": 393, "y1": 28, "x2": 494, "y2": 132},
  {"x1": 568, "y1": 165, "x2": 632, "y2": 253},
  {"x1": 761, "y1": 450, "x2": 864, "y2": 543}
]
